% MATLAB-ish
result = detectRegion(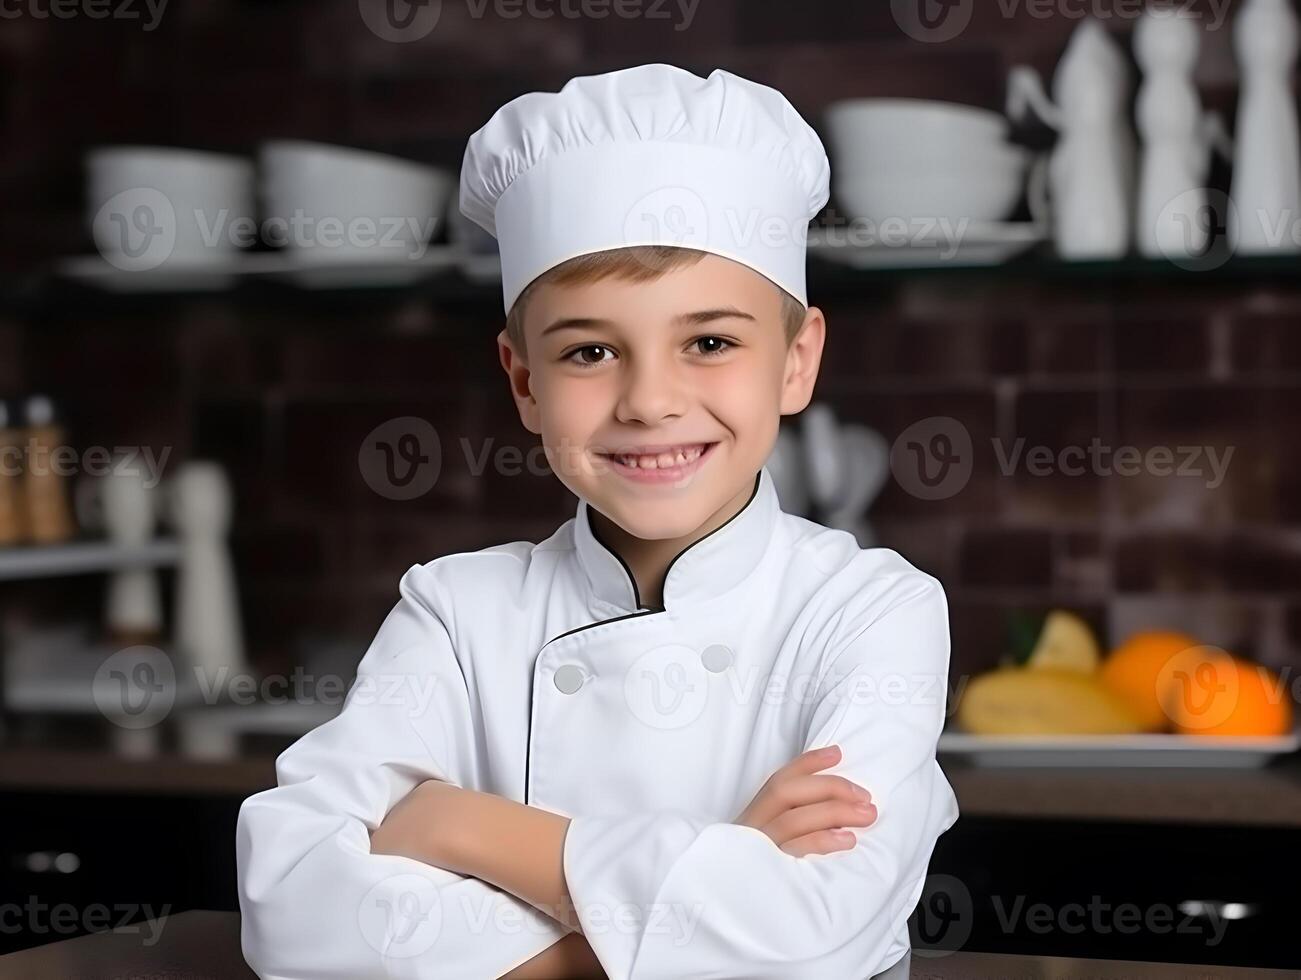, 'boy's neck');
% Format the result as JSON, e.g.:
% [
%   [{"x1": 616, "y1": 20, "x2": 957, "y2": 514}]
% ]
[{"x1": 587, "y1": 475, "x2": 758, "y2": 610}]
